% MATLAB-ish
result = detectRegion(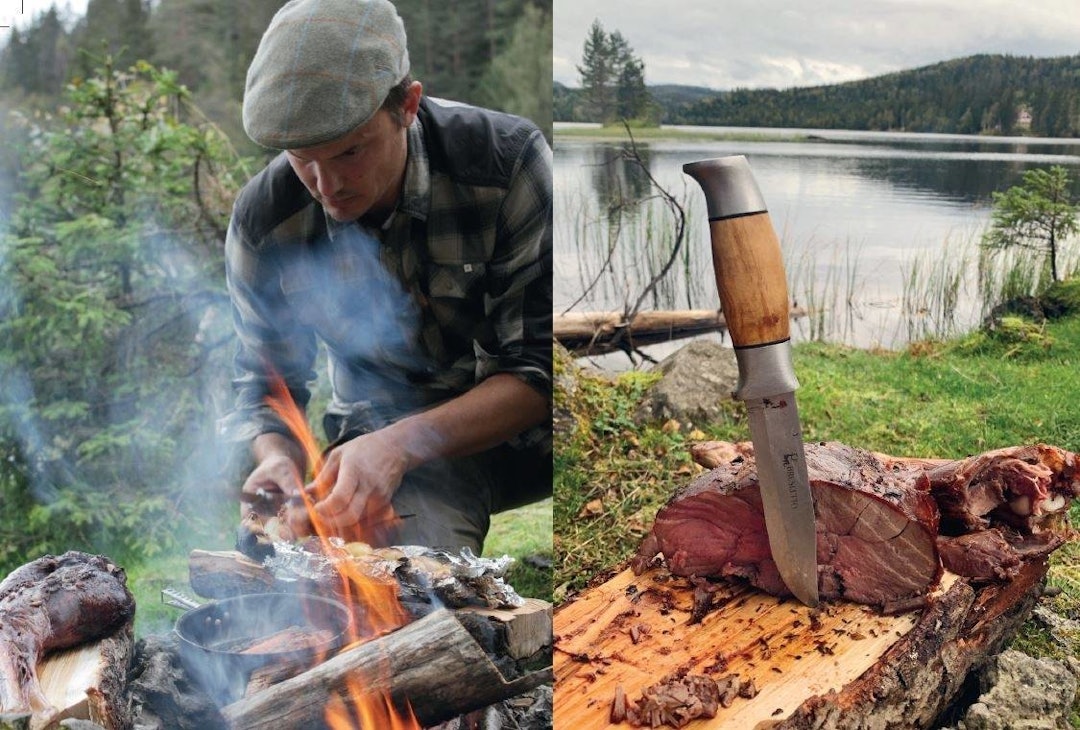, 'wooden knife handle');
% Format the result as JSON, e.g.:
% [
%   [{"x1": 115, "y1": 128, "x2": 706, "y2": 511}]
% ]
[{"x1": 709, "y1": 212, "x2": 790, "y2": 348}]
